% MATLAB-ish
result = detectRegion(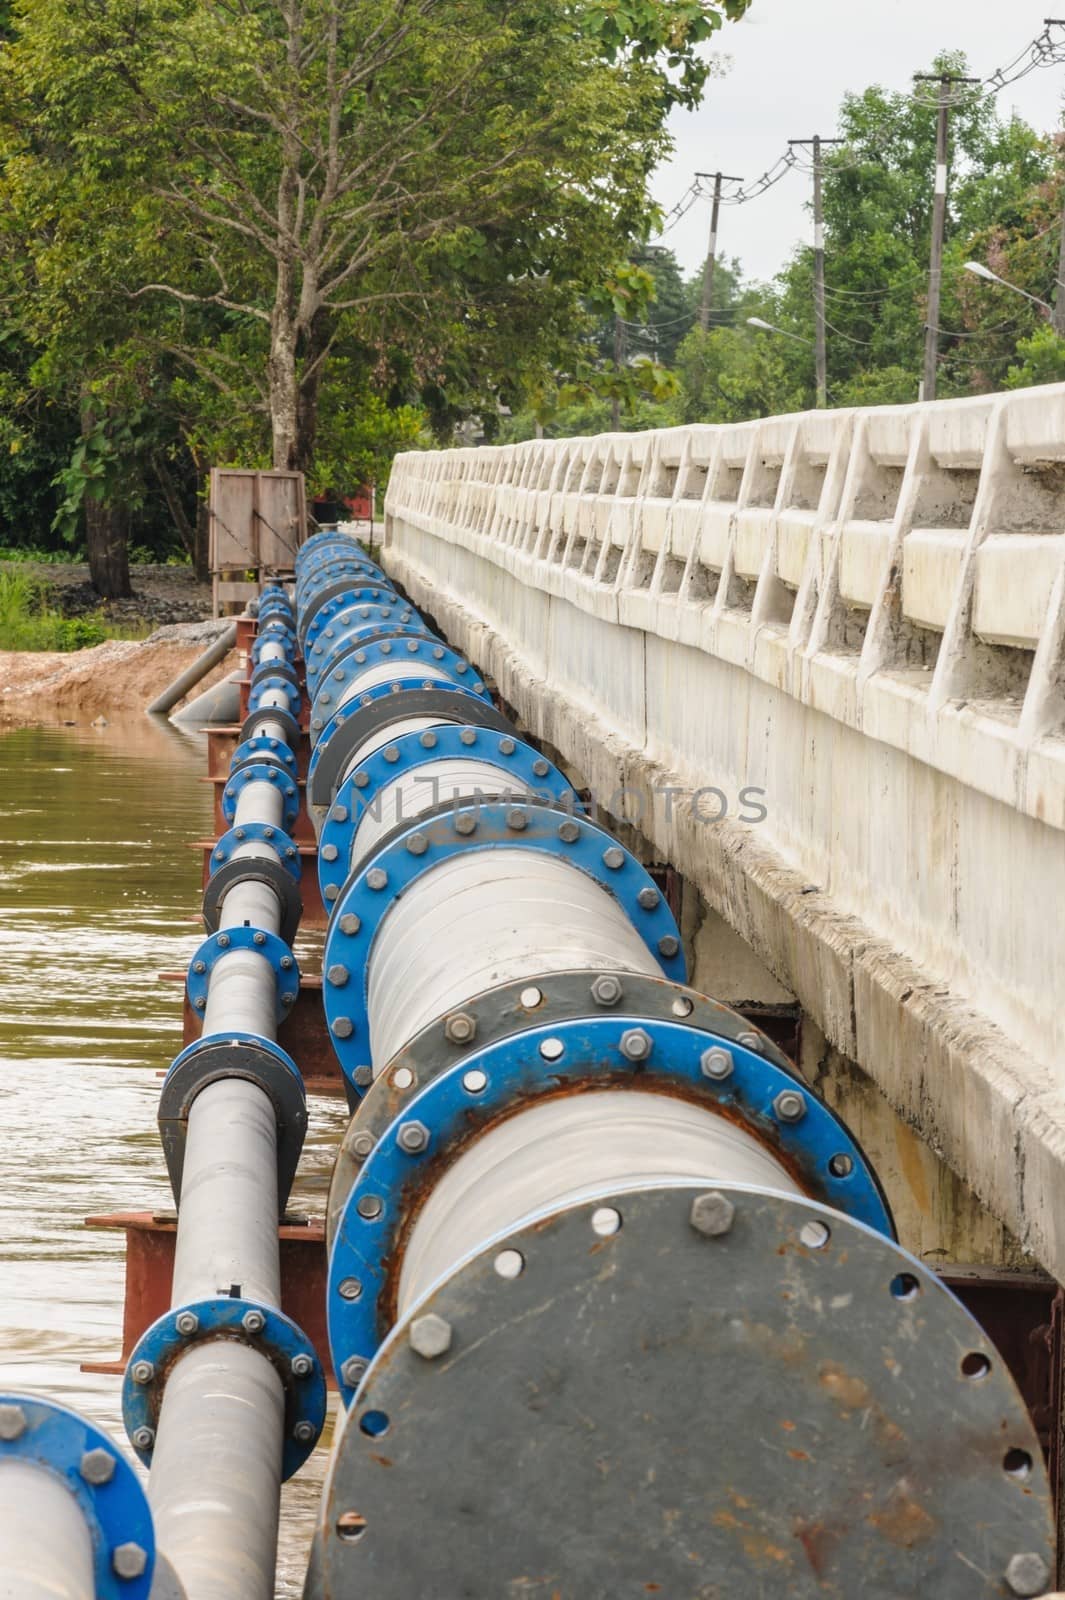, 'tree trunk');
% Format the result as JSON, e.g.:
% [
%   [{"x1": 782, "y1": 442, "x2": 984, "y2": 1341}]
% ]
[
  {"x1": 269, "y1": 312, "x2": 299, "y2": 471},
  {"x1": 85, "y1": 497, "x2": 132, "y2": 599}
]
